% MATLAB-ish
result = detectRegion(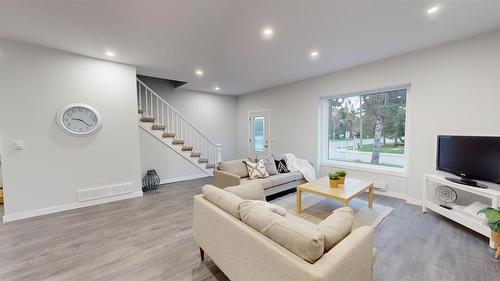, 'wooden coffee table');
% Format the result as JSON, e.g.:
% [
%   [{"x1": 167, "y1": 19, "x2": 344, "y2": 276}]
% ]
[{"x1": 296, "y1": 177, "x2": 374, "y2": 214}]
